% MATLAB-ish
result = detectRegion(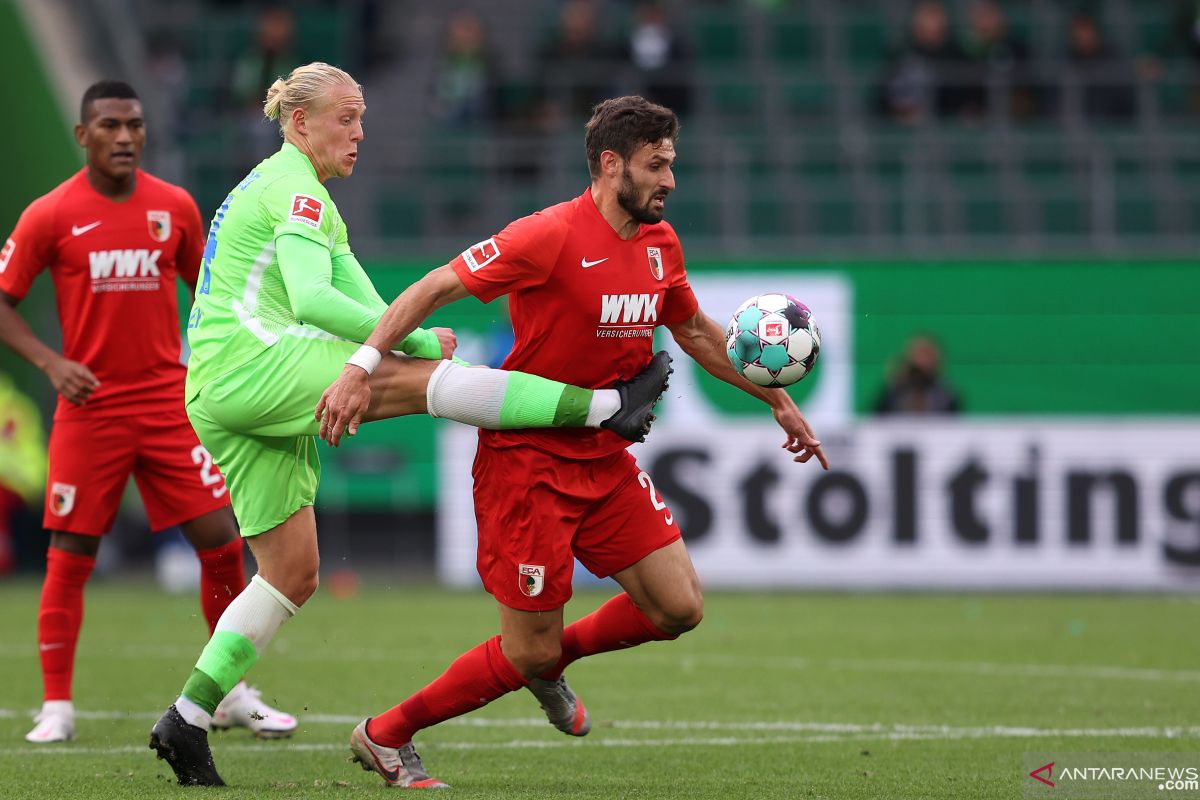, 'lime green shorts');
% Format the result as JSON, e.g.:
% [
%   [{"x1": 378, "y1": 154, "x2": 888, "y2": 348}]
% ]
[{"x1": 186, "y1": 335, "x2": 358, "y2": 537}]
